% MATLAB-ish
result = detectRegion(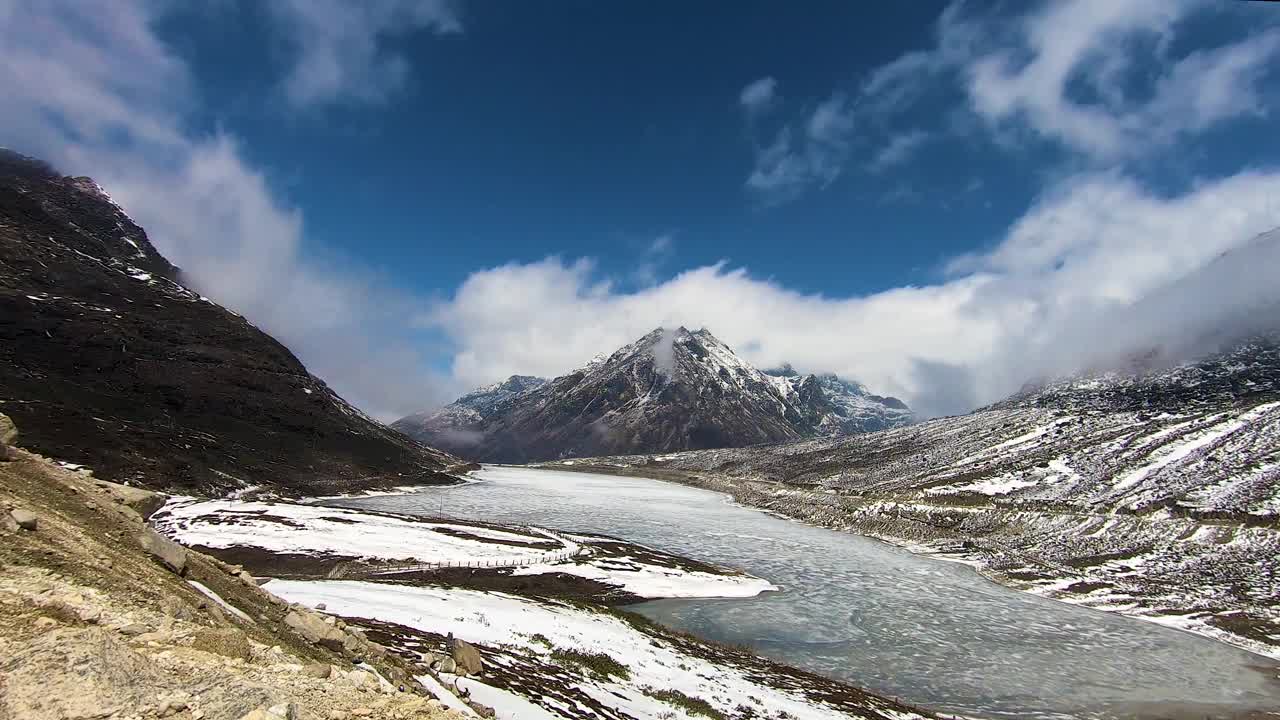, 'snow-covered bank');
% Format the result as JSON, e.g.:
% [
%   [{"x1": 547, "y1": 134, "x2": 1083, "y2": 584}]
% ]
[
  {"x1": 152, "y1": 498, "x2": 565, "y2": 566},
  {"x1": 511, "y1": 552, "x2": 777, "y2": 599},
  {"x1": 151, "y1": 497, "x2": 778, "y2": 600},
  {"x1": 266, "y1": 580, "x2": 933, "y2": 720}
]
